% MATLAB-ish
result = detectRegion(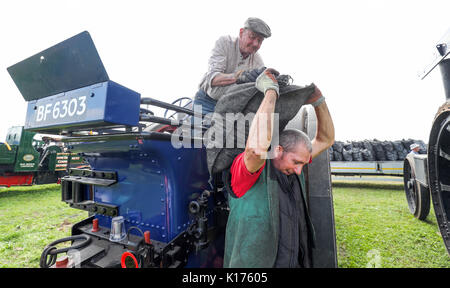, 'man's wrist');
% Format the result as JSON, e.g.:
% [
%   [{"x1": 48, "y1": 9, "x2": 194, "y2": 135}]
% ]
[
  {"x1": 234, "y1": 70, "x2": 244, "y2": 80},
  {"x1": 312, "y1": 95, "x2": 325, "y2": 107},
  {"x1": 265, "y1": 88, "x2": 279, "y2": 98}
]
